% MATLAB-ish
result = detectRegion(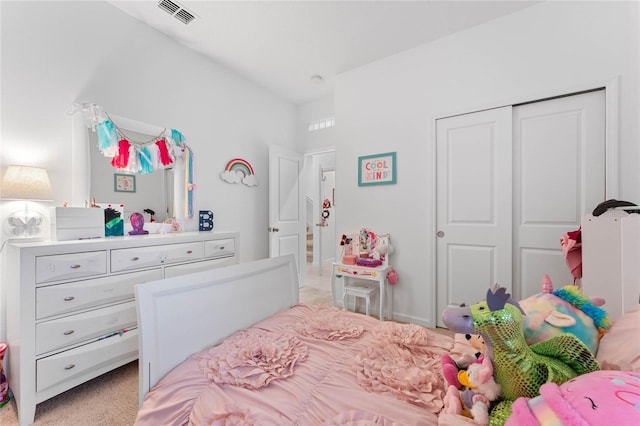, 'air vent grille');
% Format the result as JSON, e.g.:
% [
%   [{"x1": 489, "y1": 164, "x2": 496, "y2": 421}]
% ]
[
  {"x1": 175, "y1": 8, "x2": 195, "y2": 25},
  {"x1": 158, "y1": 0, "x2": 195, "y2": 25}
]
